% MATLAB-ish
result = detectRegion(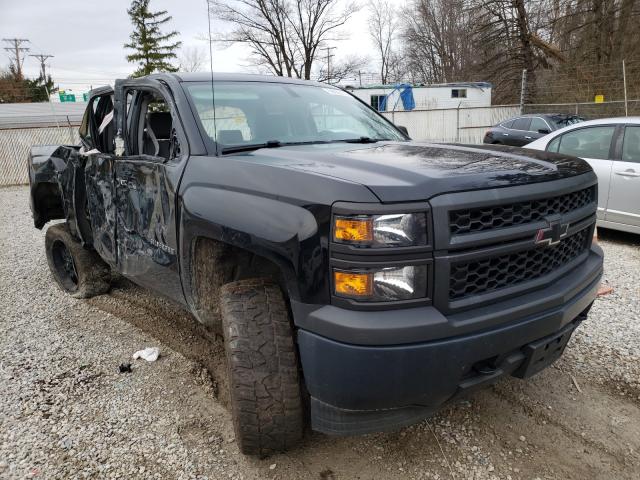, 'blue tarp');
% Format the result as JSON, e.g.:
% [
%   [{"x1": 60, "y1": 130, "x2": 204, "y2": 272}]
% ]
[{"x1": 379, "y1": 84, "x2": 415, "y2": 111}]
